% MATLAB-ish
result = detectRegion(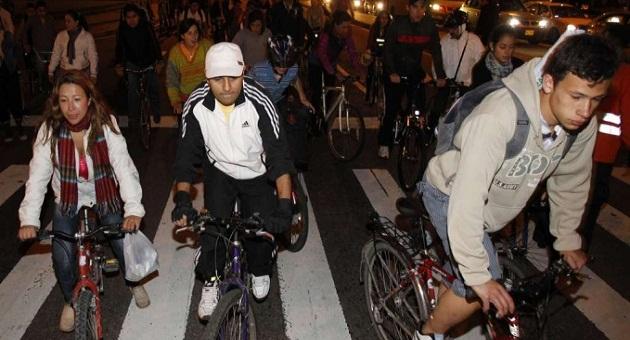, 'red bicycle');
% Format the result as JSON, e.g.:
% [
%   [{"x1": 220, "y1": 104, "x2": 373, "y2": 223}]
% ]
[
  {"x1": 360, "y1": 197, "x2": 578, "y2": 340},
  {"x1": 38, "y1": 207, "x2": 122, "y2": 340}
]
